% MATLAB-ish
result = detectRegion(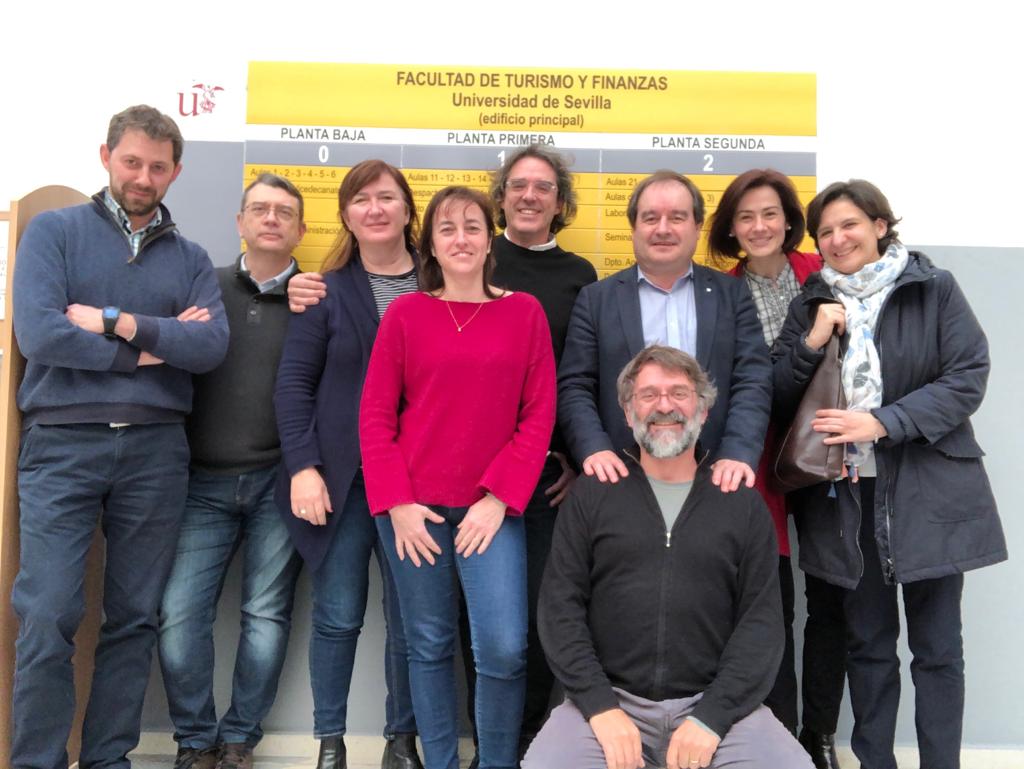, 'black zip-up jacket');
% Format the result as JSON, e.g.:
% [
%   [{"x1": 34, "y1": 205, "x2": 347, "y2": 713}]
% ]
[{"x1": 538, "y1": 451, "x2": 782, "y2": 738}]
